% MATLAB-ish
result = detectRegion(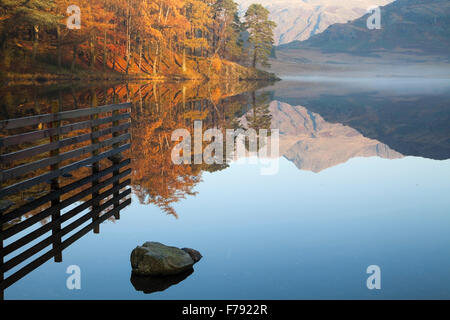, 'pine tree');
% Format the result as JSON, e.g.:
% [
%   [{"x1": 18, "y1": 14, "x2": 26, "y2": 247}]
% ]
[{"x1": 244, "y1": 4, "x2": 276, "y2": 68}]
